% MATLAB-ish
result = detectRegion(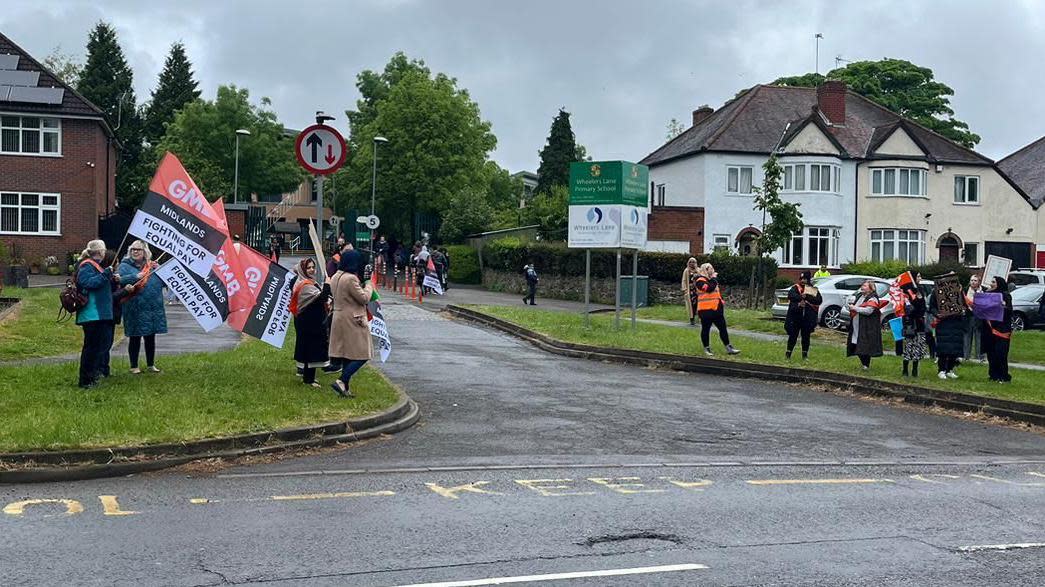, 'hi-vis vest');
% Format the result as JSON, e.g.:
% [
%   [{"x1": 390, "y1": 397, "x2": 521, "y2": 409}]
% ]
[{"x1": 695, "y1": 276, "x2": 723, "y2": 311}]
